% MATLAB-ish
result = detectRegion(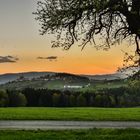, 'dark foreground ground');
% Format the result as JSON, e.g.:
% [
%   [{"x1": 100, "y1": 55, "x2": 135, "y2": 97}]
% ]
[{"x1": 0, "y1": 129, "x2": 140, "y2": 140}]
